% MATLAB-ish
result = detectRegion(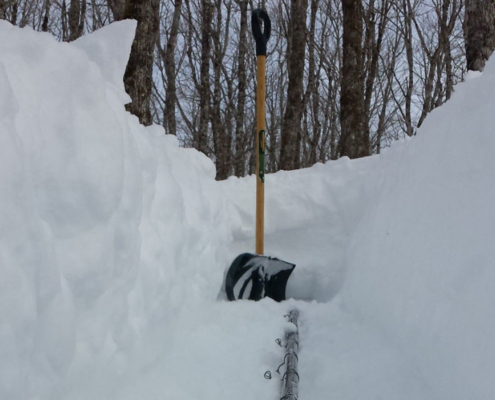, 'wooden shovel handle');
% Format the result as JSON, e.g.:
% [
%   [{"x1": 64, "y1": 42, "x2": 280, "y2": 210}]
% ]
[
  {"x1": 255, "y1": 55, "x2": 266, "y2": 255},
  {"x1": 252, "y1": 9, "x2": 270, "y2": 255}
]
